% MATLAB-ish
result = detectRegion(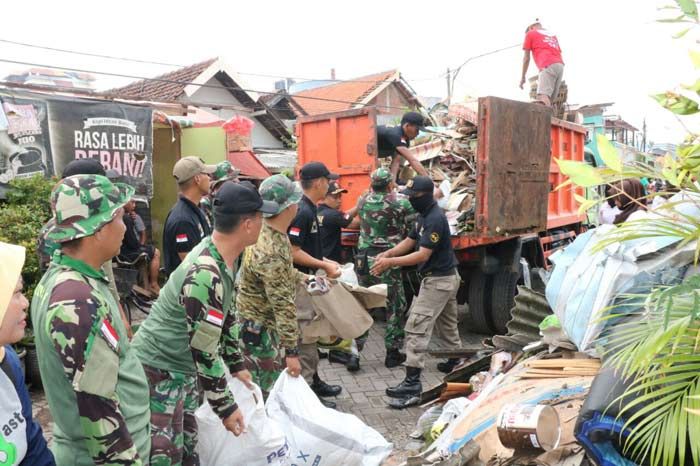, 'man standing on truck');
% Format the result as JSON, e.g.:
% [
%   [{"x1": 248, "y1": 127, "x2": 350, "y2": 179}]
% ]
[
  {"x1": 357, "y1": 168, "x2": 415, "y2": 368},
  {"x1": 378, "y1": 112, "x2": 430, "y2": 180},
  {"x1": 289, "y1": 161, "x2": 343, "y2": 408},
  {"x1": 371, "y1": 175, "x2": 461, "y2": 407},
  {"x1": 519, "y1": 18, "x2": 564, "y2": 107}
]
